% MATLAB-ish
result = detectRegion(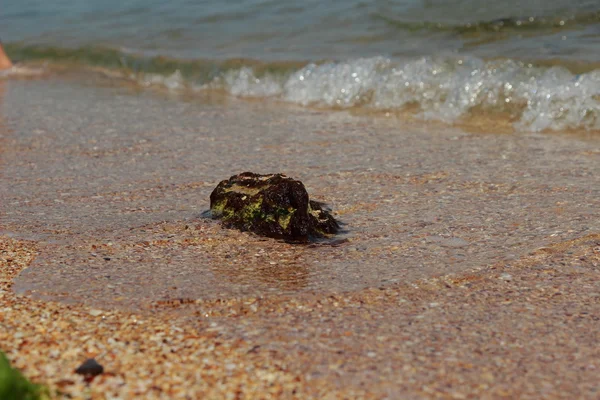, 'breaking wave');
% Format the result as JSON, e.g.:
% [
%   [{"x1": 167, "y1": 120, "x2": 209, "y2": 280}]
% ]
[
  {"x1": 8, "y1": 44, "x2": 600, "y2": 132},
  {"x1": 204, "y1": 56, "x2": 600, "y2": 132}
]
